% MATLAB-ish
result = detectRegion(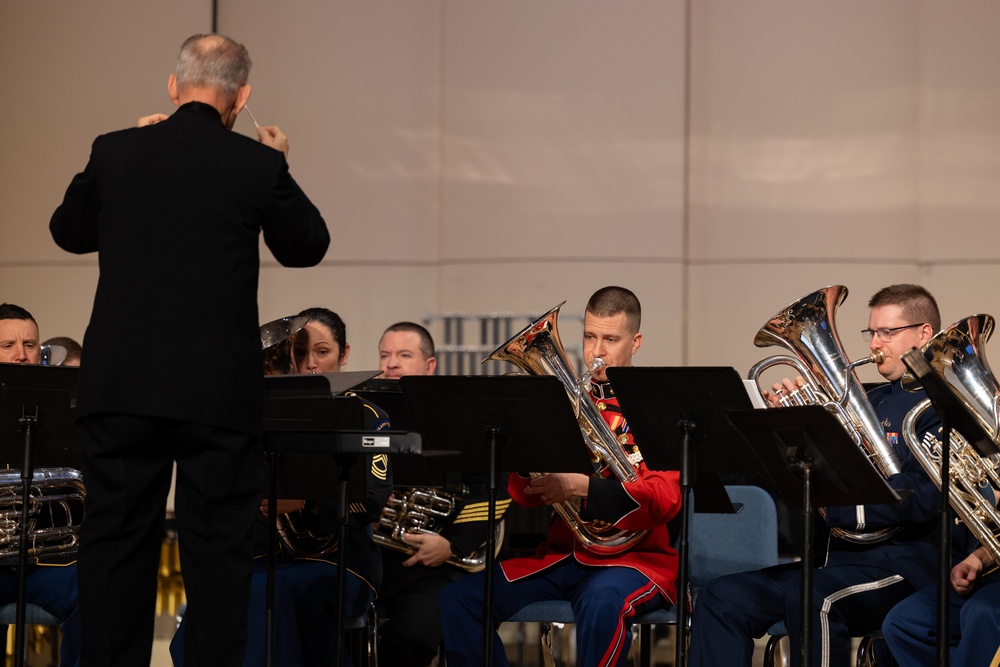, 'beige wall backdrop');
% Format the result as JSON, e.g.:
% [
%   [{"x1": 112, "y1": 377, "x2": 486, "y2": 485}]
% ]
[{"x1": 2, "y1": 1, "x2": 1000, "y2": 381}]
